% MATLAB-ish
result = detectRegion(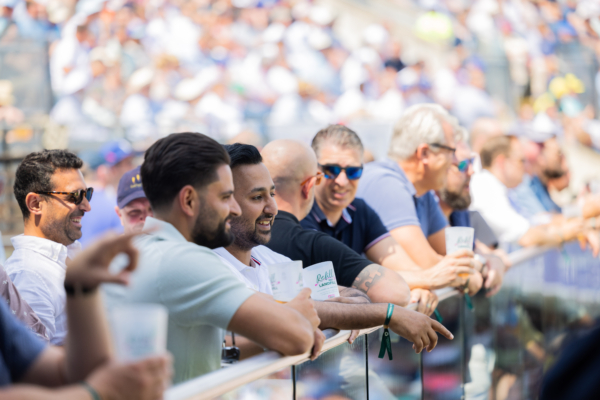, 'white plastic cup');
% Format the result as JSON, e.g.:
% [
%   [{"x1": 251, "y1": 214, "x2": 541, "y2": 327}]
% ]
[
  {"x1": 302, "y1": 261, "x2": 340, "y2": 301},
  {"x1": 267, "y1": 261, "x2": 304, "y2": 303},
  {"x1": 110, "y1": 303, "x2": 168, "y2": 361},
  {"x1": 445, "y1": 227, "x2": 475, "y2": 255}
]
